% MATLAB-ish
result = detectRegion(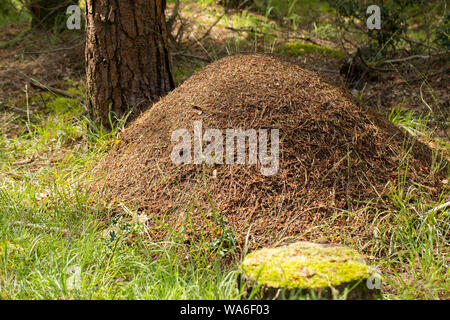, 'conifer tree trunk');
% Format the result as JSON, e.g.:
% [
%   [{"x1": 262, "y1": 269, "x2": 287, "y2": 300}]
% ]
[{"x1": 85, "y1": 0, "x2": 174, "y2": 127}]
